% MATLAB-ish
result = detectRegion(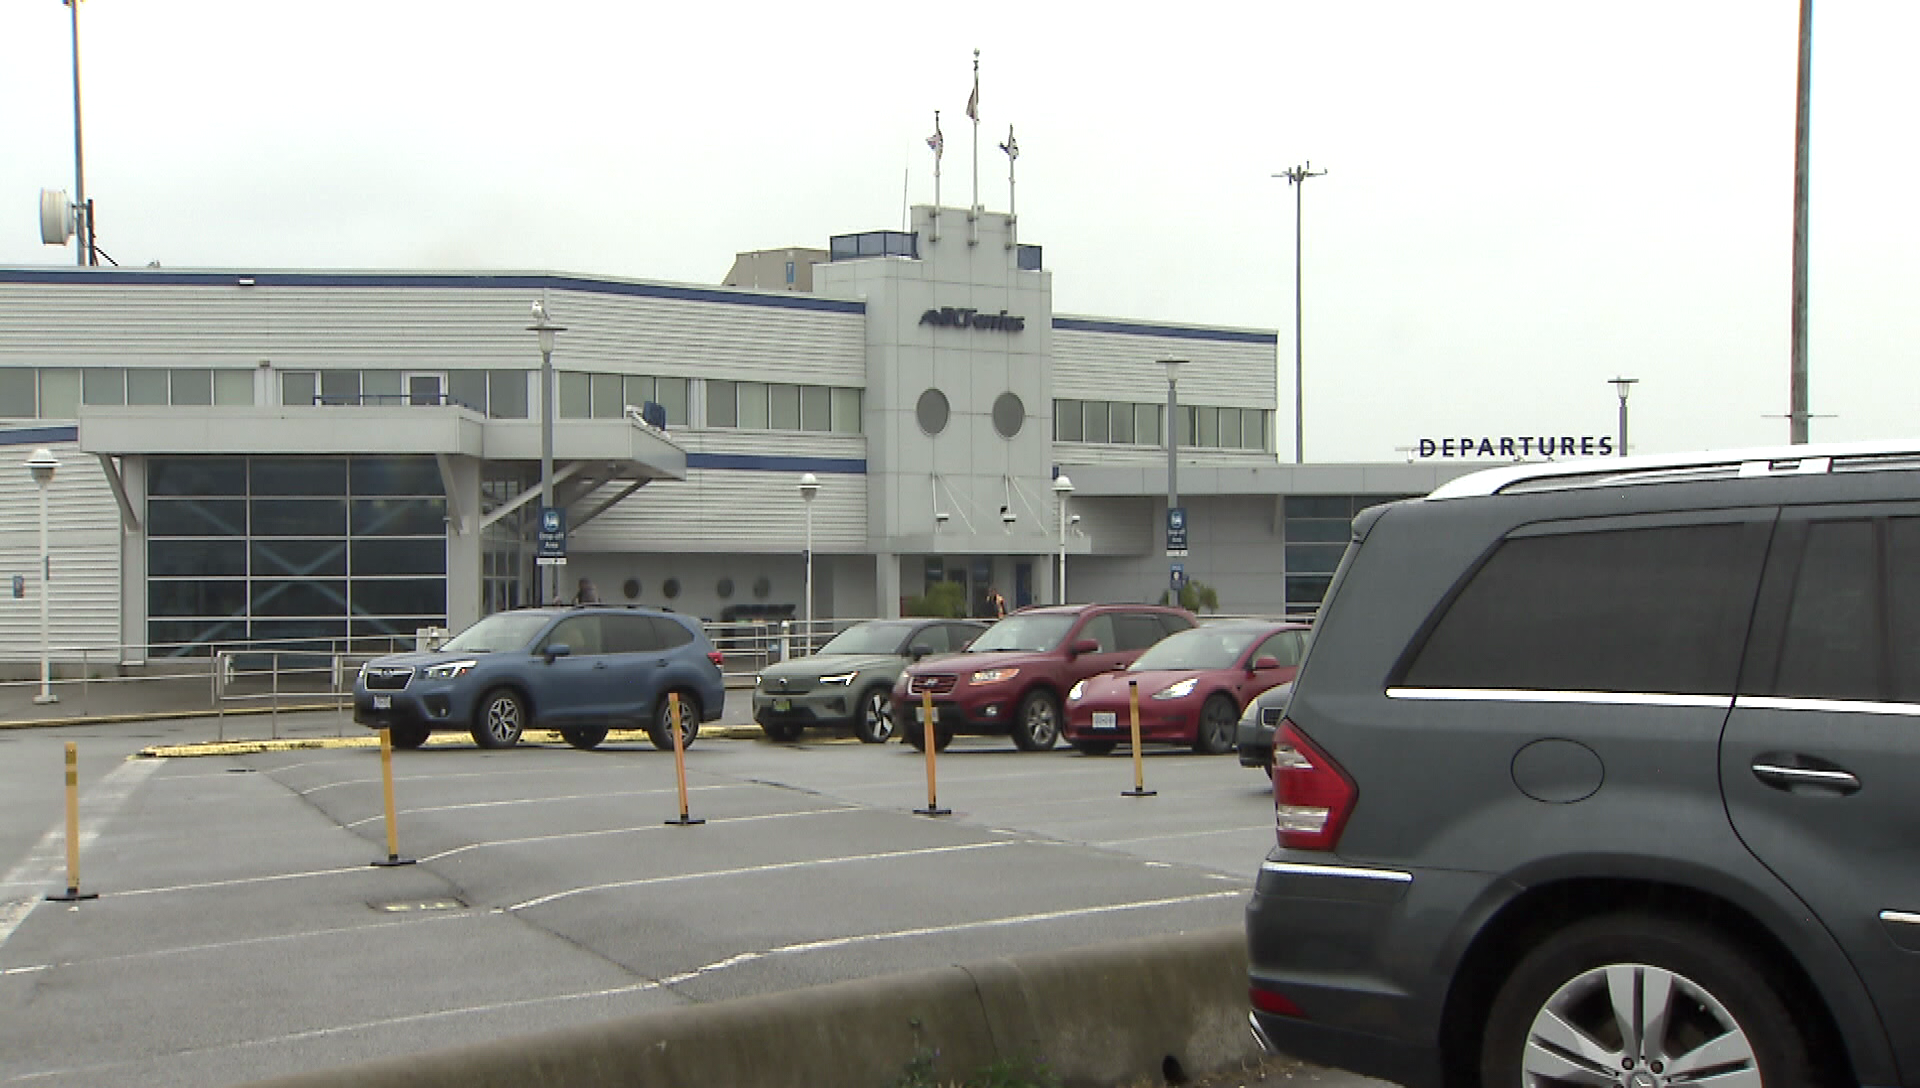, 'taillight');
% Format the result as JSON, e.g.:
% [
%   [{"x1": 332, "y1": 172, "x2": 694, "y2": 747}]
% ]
[
  {"x1": 708, "y1": 650, "x2": 726, "y2": 667},
  {"x1": 1272, "y1": 718, "x2": 1355, "y2": 851},
  {"x1": 1250, "y1": 985, "x2": 1304, "y2": 1018}
]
